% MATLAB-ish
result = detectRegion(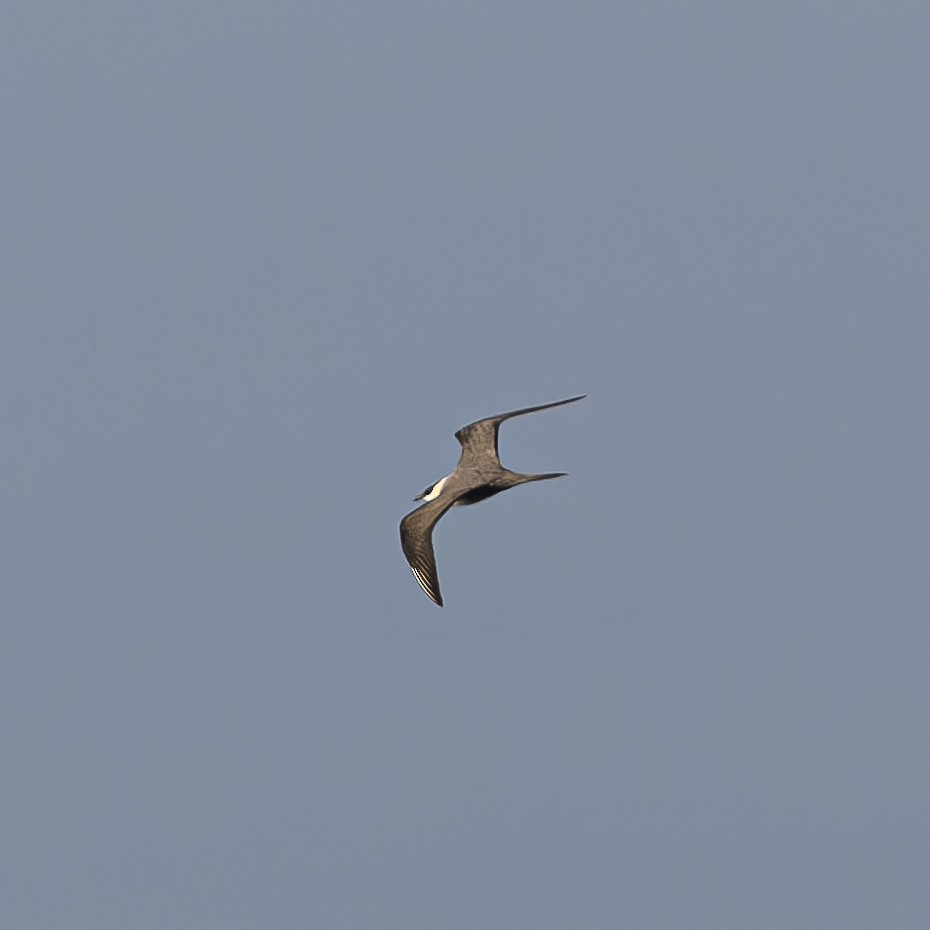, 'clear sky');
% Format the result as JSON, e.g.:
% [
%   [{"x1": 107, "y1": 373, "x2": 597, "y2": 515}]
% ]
[{"x1": 3, "y1": 2, "x2": 928, "y2": 928}]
